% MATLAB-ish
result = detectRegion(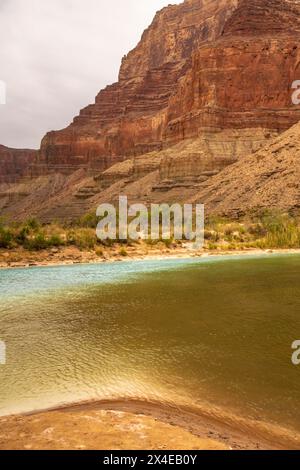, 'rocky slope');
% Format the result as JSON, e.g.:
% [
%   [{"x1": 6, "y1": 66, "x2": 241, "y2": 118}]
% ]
[
  {"x1": 189, "y1": 121, "x2": 300, "y2": 216},
  {"x1": 1, "y1": 122, "x2": 299, "y2": 222}
]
